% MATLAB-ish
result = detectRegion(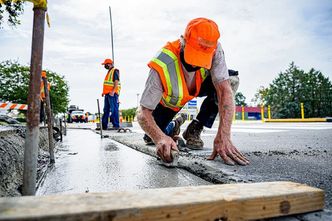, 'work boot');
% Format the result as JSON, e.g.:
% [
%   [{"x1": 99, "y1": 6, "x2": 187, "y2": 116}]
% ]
[
  {"x1": 143, "y1": 134, "x2": 154, "y2": 145},
  {"x1": 182, "y1": 119, "x2": 204, "y2": 150},
  {"x1": 169, "y1": 113, "x2": 187, "y2": 138},
  {"x1": 108, "y1": 127, "x2": 120, "y2": 130}
]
